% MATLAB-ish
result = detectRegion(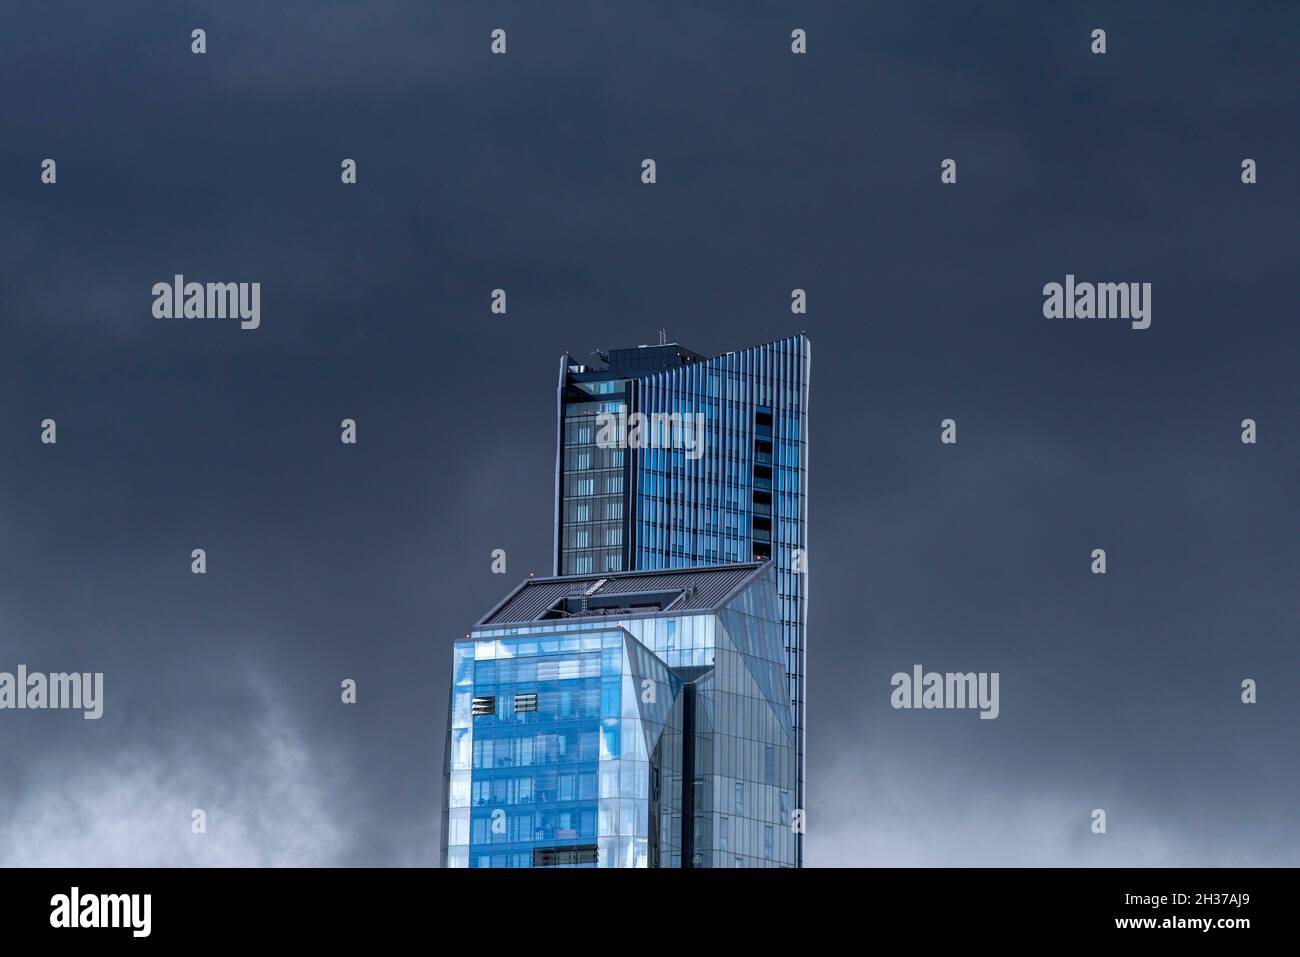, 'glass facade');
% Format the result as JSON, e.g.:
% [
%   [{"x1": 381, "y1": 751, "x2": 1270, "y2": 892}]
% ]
[
  {"x1": 442, "y1": 564, "x2": 796, "y2": 867},
  {"x1": 559, "y1": 389, "x2": 627, "y2": 576},
  {"x1": 553, "y1": 336, "x2": 810, "y2": 864}
]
